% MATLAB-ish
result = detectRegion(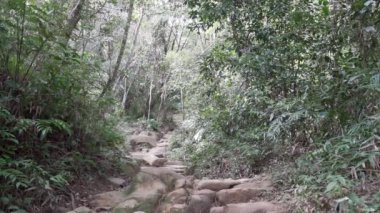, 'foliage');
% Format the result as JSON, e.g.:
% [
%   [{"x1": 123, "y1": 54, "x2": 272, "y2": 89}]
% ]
[
  {"x1": 0, "y1": 0, "x2": 123, "y2": 210},
  {"x1": 181, "y1": 0, "x2": 380, "y2": 210}
]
